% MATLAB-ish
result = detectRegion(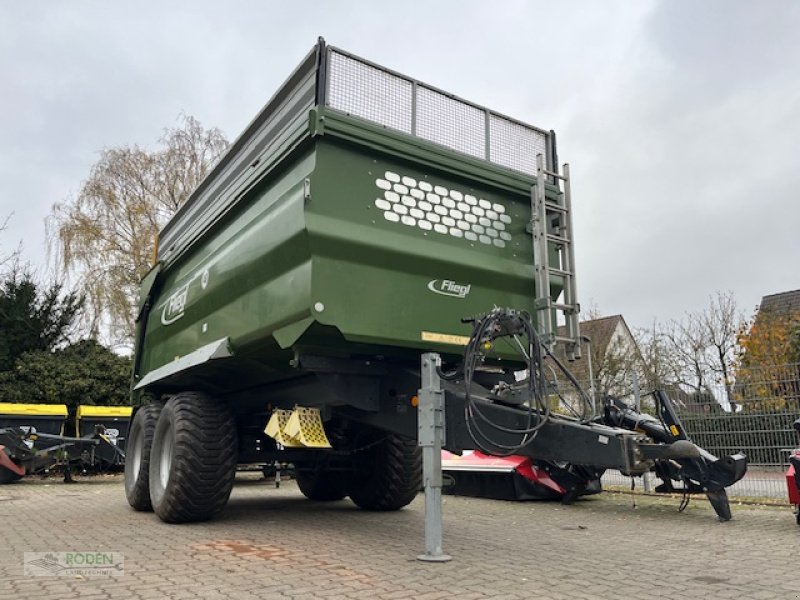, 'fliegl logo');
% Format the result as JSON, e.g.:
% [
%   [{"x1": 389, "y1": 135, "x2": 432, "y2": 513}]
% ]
[
  {"x1": 427, "y1": 279, "x2": 471, "y2": 299},
  {"x1": 161, "y1": 283, "x2": 190, "y2": 325}
]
